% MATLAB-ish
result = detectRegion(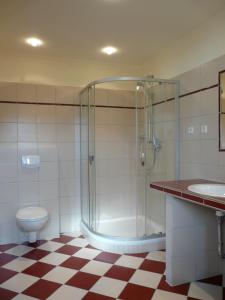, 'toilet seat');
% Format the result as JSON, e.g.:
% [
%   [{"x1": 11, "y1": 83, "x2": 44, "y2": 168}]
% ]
[{"x1": 16, "y1": 207, "x2": 48, "y2": 221}]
